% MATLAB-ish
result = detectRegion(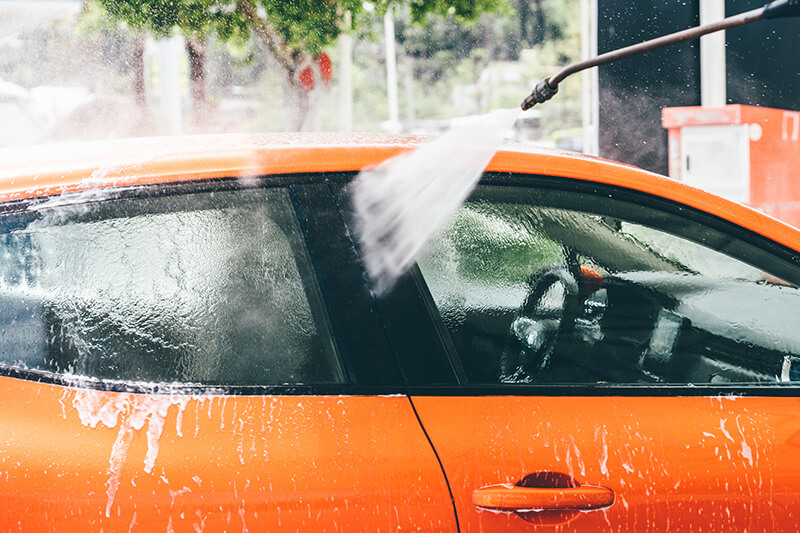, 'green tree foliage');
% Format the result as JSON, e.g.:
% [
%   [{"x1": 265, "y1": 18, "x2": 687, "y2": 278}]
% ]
[
  {"x1": 365, "y1": 0, "x2": 578, "y2": 129},
  {"x1": 397, "y1": 14, "x2": 486, "y2": 84},
  {"x1": 94, "y1": 0, "x2": 507, "y2": 129},
  {"x1": 406, "y1": 0, "x2": 508, "y2": 23}
]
